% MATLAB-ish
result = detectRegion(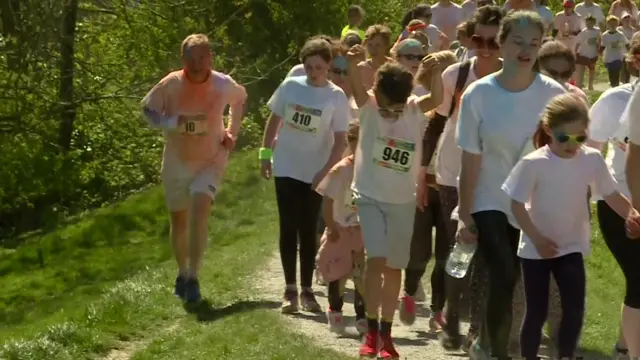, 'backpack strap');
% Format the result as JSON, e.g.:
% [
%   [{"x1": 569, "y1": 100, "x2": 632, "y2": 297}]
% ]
[{"x1": 448, "y1": 59, "x2": 472, "y2": 118}]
